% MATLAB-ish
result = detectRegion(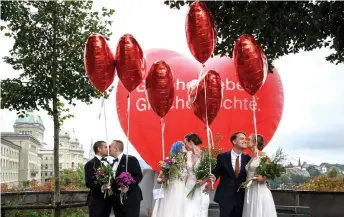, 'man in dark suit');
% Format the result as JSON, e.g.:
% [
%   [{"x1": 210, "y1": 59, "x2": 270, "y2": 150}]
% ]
[
  {"x1": 207, "y1": 132, "x2": 251, "y2": 217},
  {"x1": 109, "y1": 140, "x2": 143, "y2": 217},
  {"x1": 84, "y1": 141, "x2": 111, "y2": 217}
]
